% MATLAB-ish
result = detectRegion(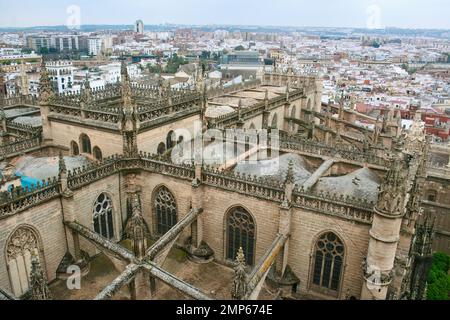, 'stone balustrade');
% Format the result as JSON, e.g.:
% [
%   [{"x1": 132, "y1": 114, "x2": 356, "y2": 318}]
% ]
[
  {"x1": 0, "y1": 151, "x2": 377, "y2": 223},
  {"x1": 280, "y1": 134, "x2": 388, "y2": 167},
  {"x1": 427, "y1": 162, "x2": 450, "y2": 178},
  {"x1": 293, "y1": 188, "x2": 374, "y2": 224},
  {"x1": 0, "y1": 135, "x2": 42, "y2": 160},
  {"x1": 0, "y1": 95, "x2": 37, "y2": 107},
  {"x1": 202, "y1": 165, "x2": 286, "y2": 202},
  {"x1": 0, "y1": 179, "x2": 60, "y2": 218},
  {"x1": 207, "y1": 79, "x2": 261, "y2": 99},
  {"x1": 212, "y1": 87, "x2": 304, "y2": 129},
  {"x1": 6, "y1": 120, "x2": 42, "y2": 138}
]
